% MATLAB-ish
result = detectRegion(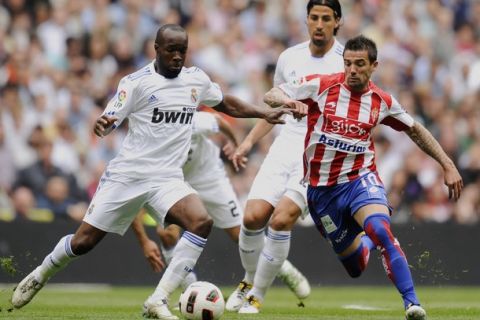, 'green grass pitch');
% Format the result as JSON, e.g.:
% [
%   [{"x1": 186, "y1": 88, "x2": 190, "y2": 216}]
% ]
[{"x1": 1, "y1": 285, "x2": 479, "y2": 319}]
